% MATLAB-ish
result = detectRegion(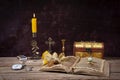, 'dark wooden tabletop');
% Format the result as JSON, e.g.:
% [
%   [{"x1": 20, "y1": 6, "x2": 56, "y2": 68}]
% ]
[{"x1": 0, "y1": 57, "x2": 120, "y2": 80}]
